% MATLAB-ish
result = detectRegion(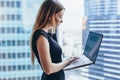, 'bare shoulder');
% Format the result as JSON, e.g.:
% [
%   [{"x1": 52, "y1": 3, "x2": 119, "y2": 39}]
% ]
[
  {"x1": 36, "y1": 35, "x2": 49, "y2": 54},
  {"x1": 37, "y1": 35, "x2": 49, "y2": 47}
]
